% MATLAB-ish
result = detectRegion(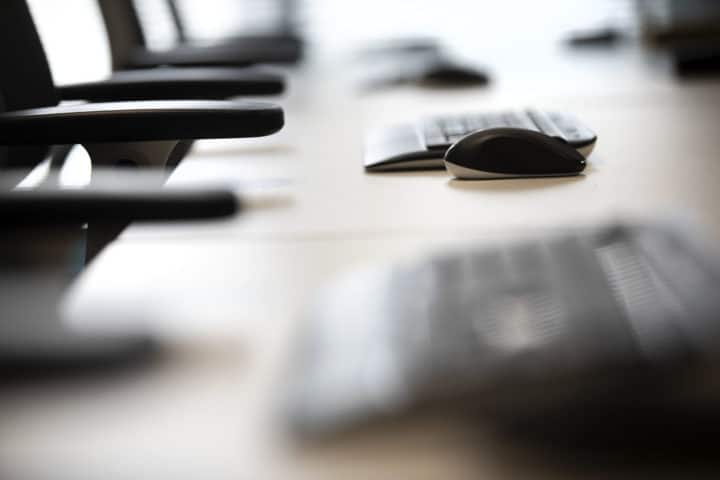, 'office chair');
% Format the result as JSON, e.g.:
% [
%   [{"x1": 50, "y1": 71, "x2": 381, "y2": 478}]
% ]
[
  {"x1": 161, "y1": 0, "x2": 303, "y2": 59},
  {"x1": 23, "y1": 1, "x2": 287, "y2": 169},
  {"x1": 98, "y1": 0, "x2": 302, "y2": 71},
  {"x1": 0, "y1": 172, "x2": 242, "y2": 373},
  {"x1": 0, "y1": 0, "x2": 281, "y2": 371},
  {"x1": 58, "y1": 65, "x2": 285, "y2": 102},
  {"x1": 23, "y1": 1, "x2": 291, "y2": 103},
  {"x1": 0, "y1": 0, "x2": 284, "y2": 253},
  {"x1": 0, "y1": 0, "x2": 284, "y2": 170},
  {"x1": 164, "y1": 0, "x2": 300, "y2": 41}
]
